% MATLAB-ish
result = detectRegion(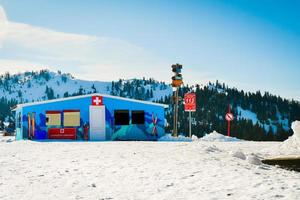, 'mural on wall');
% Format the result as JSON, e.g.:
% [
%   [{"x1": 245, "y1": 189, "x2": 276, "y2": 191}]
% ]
[
  {"x1": 112, "y1": 111, "x2": 164, "y2": 141},
  {"x1": 16, "y1": 95, "x2": 167, "y2": 141}
]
